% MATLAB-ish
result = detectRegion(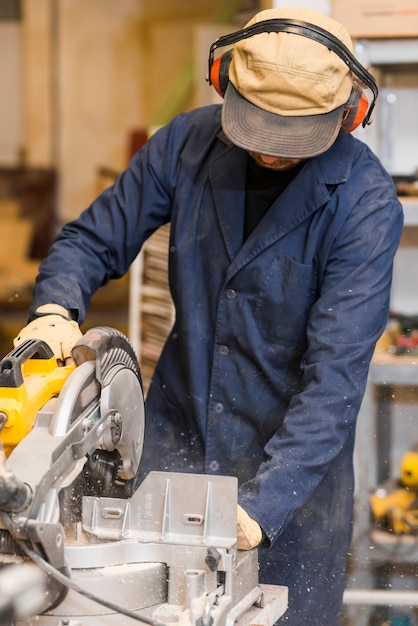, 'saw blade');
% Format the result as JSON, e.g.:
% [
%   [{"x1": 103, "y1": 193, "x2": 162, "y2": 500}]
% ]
[{"x1": 71, "y1": 326, "x2": 145, "y2": 481}]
